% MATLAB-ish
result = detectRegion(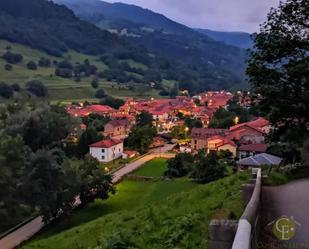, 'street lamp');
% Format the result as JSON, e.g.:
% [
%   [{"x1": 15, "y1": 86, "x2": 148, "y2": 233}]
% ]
[
  {"x1": 185, "y1": 127, "x2": 189, "y2": 139},
  {"x1": 234, "y1": 116, "x2": 240, "y2": 125}
]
